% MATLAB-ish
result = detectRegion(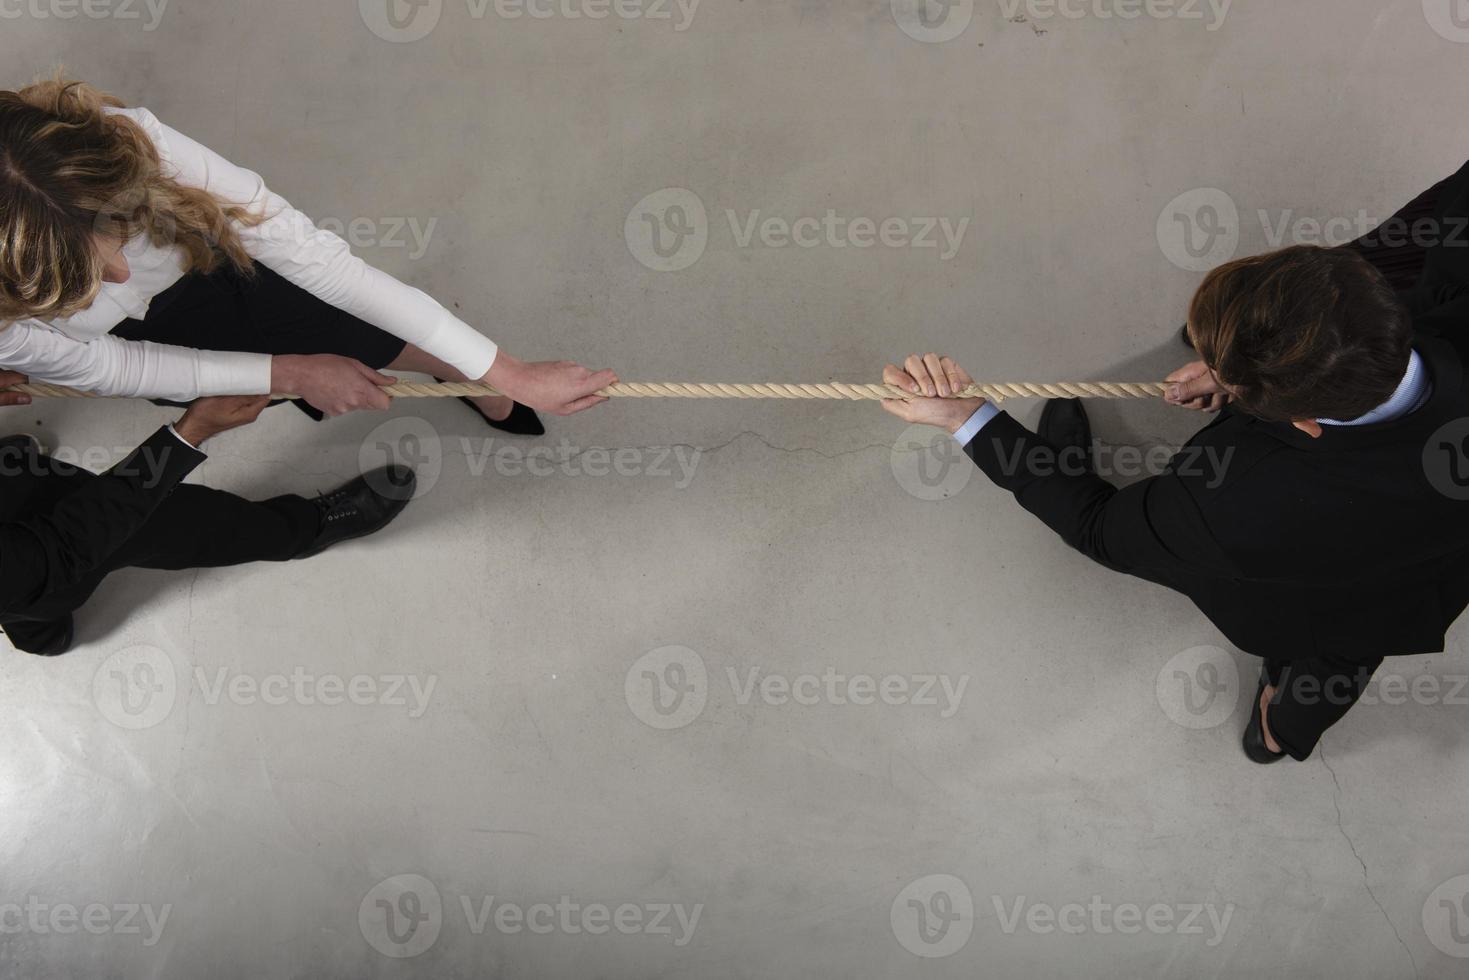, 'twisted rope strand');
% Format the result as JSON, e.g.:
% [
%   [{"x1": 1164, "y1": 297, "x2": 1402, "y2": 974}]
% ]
[{"x1": 4, "y1": 380, "x2": 1171, "y2": 403}]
